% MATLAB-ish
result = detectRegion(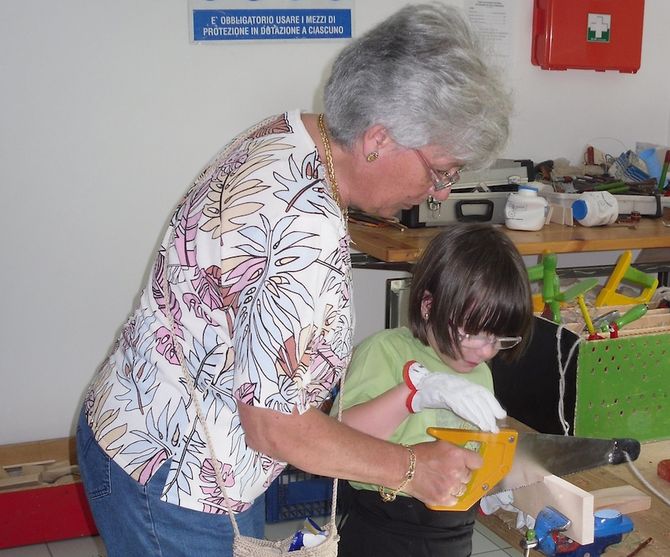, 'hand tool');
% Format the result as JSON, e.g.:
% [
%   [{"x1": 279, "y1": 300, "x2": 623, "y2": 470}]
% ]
[
  {"x1": 527, "y1": 251, "x2": 599, "y2": 324},
  {"x1": 595, "y1": 250, "x2": 658, "y2": 307},
  {"x1": 593, "y1": 180, "x2": 629, "y2": 194},
  {"x1": 590, "y1": 309, "x2": 619, "y2": 331},
  {"x1": 598, "y1": 304, "x2": 648, "y2": 338},
  {"x1": 425, "y1": 427, "x2": 640, "y2": 511},
  {"x1": 576, "y1": 294, "x2": 602, "y2": 340},
  {"x1": 626, "y1": 537, "x2": 653, "y2": 557}
]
